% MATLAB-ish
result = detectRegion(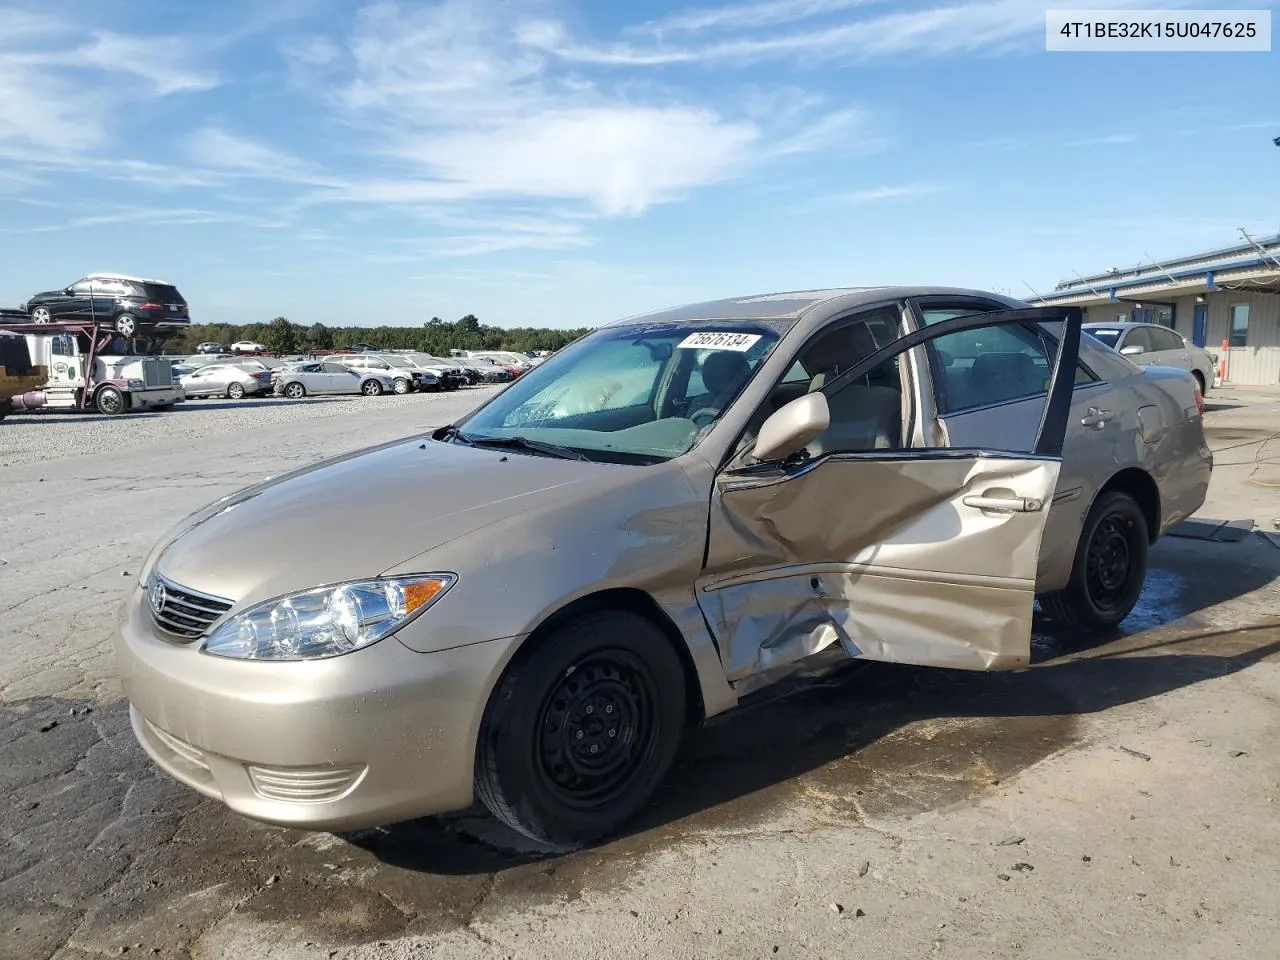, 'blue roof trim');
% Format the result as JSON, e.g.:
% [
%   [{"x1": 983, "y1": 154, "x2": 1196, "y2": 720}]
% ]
[
  {"x1": 1062, "y1": 233, "x2": 1280, "y2": 286},
  {"x1": 1046, "y1": 252, "x2": 1279, "y2": 300}
]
